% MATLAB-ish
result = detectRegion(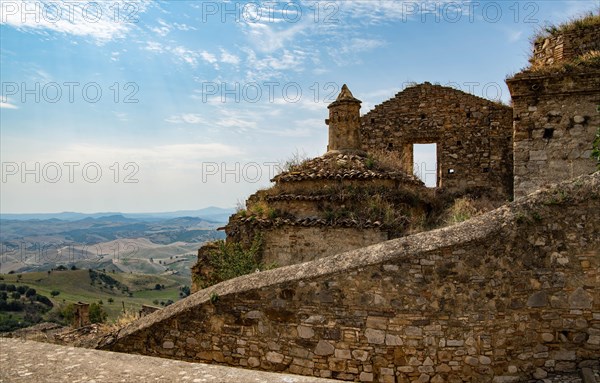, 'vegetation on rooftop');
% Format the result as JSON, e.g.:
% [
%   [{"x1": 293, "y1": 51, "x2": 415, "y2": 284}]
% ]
[{"x1": 532, "y1": 12, "x2": 600, "y2": 43}]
